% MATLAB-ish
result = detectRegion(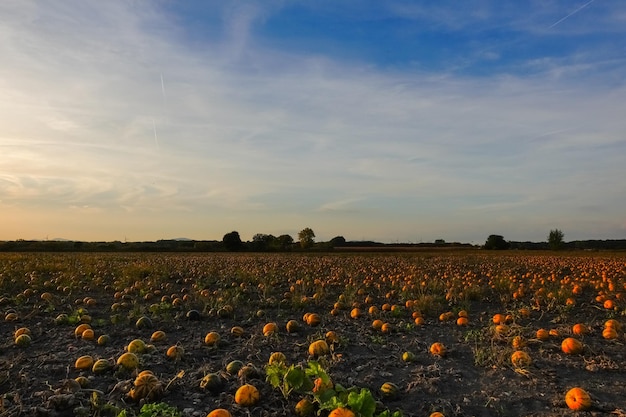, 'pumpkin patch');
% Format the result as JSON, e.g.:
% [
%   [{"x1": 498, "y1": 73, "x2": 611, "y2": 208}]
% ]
[{"x1": 0, "y1": 252, "x2": 625, "y2": 416}]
